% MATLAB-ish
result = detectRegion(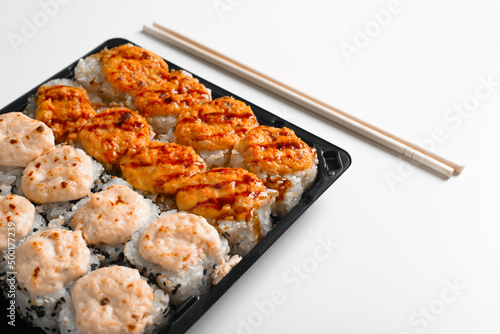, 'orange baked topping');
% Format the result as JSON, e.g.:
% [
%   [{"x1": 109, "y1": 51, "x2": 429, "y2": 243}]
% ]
[
  {"x1": 234, "y1": 126, "x2": 315, "y2": 175},
  {"x1": 120, "y1": 141, "x2": 207, "y2": 195},
  {"x1": 175, "y1": 97, "x2": 259, "y2": 151},
  {"x1": 101, "y1": 44, "x2": 170, "y2": 95},
  {"x1": 79, "y1": 108, "x2": 151, "y2": 167},
  {"x1": 134, "y1": 70, "x2": 211, "y2": 118},
  {"x1": 36, "y1": 85, "x2": 96, "y2": 144},
  {"x1": 175, "y1": 168, "x2": 269, "y2": 223}
]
